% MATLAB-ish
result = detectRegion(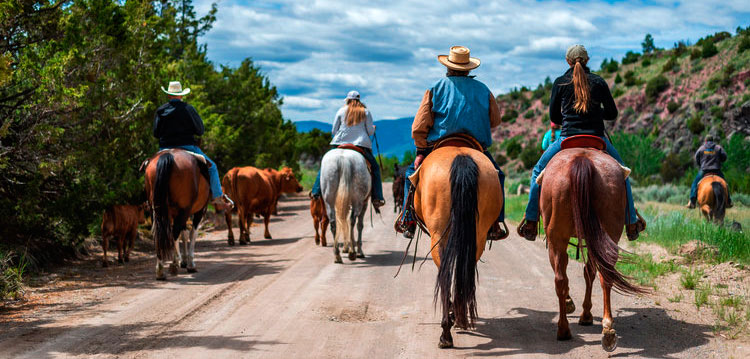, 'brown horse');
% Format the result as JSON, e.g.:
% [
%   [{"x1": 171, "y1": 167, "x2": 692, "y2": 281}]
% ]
[
  {"x1": 697, "y1": 174, "x2": 728, "y2": 224},
  {"x1": 222, "y1": 166, "x2": 302, "y2": 245},
  {"x1": 310, "y1": 197, "x2": 329, "y2": 246},
  {"x1": 412, "y1": 147, "x2": 502, "y2": 348},
  {"x1": 144, "y1": 149, "x2": 210, "y2": 280},
  {"x1": 393, "y1": 163, "x2": 406, "y2": 214},
  {"x1": 539, "y1": 148, "x2": 645, "y2": 351}
]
